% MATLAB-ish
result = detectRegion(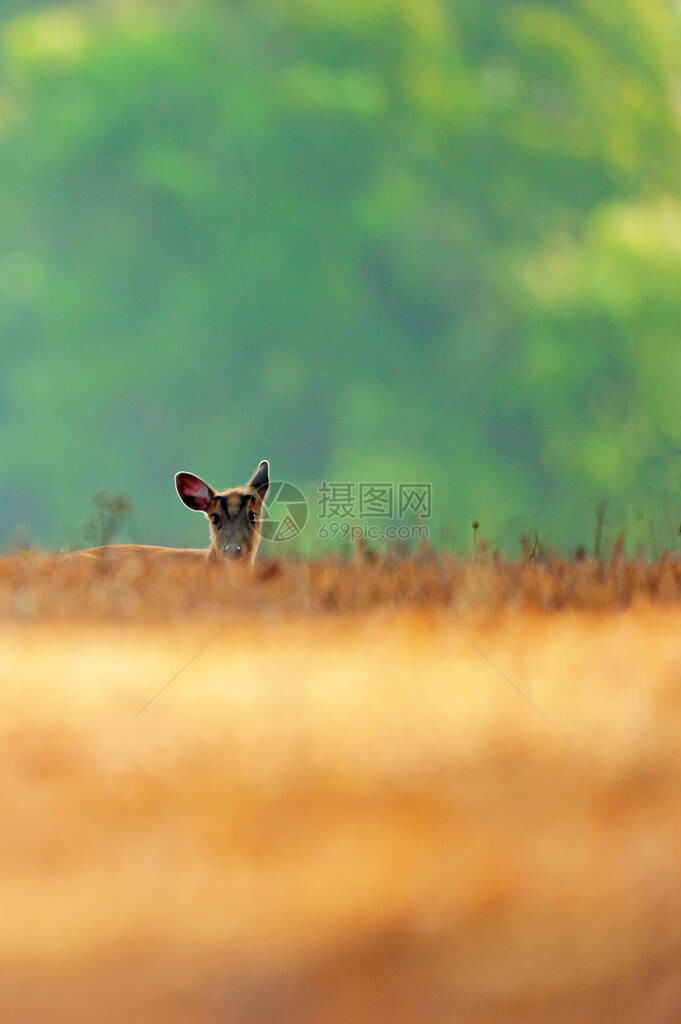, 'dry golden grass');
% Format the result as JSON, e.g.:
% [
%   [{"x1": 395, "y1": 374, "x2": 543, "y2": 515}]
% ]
[
  {"x1": 2, "y1": 552, "x2": 681, "y2": 1022},
  {"x1": 3, "y1": 547, "x2": 681, "y2": 620}
]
